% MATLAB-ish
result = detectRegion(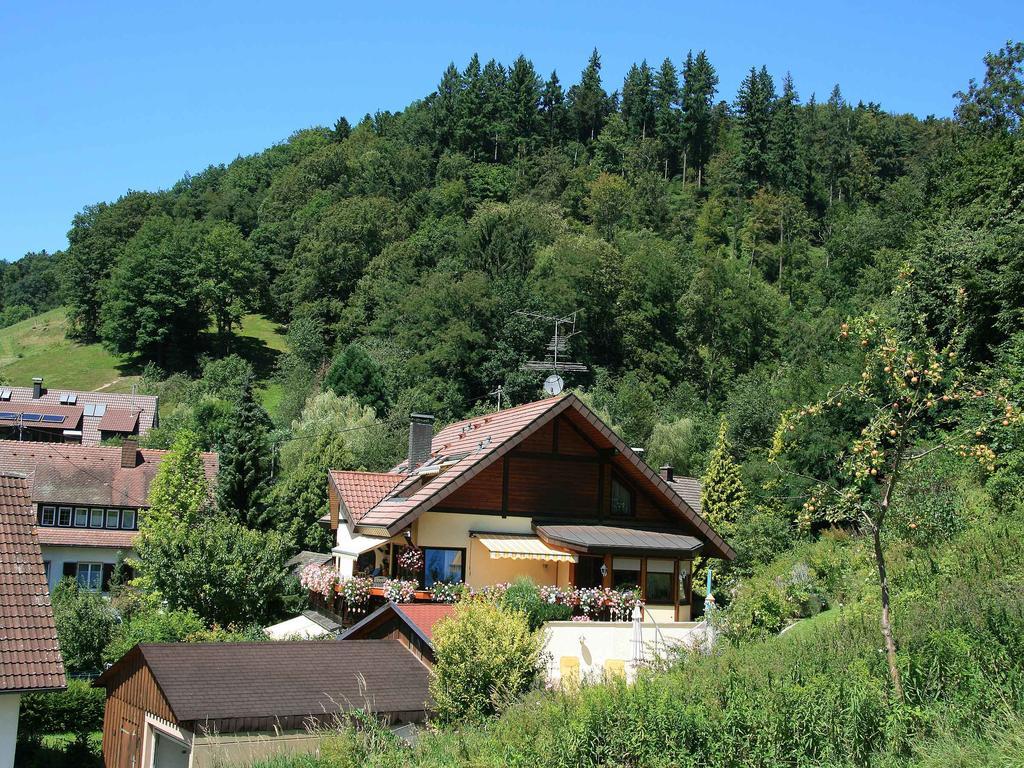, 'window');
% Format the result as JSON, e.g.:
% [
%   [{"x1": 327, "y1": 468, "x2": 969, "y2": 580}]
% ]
[
  {"x1": 610, "y1": 476, "x2": 633, "y2": 517},
  {"x1": 74, "y1": 508, "x2": 89, "y2": 527},
  {"x1": 76, "y1": 563, "x2": 102, "y2": 591},
  {"x1": 57, "y1": 507, "x2": 72, "y2": 527},
  {"x1": 121, "y1": 509, "x2": 136, "y2": 530},
  {"x1": 89, "y1": 508, "x2": 104, "y2": 528},
  {"x1": 422, "y1": 547, "x2": 465, "y2": 587},
  {"x1": 645, "y1": 559, "x2": 675, "y2": 604},
  {"x1": 40, "y1": 506, "x2": 56, "y2": 526},
  {"x1": 612, "y1": 557, "x2": 641, "y2": 590},
  {"x1": 105, "y1": 509, "x2": 120, "y2": 529},
  {"x1": 43, "y1": 561, "x2": 51, "y2": 582}
]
